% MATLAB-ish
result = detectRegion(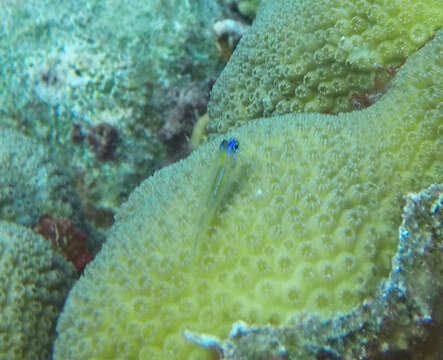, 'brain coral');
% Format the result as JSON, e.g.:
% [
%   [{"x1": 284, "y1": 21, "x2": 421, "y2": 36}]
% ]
[
  {"x1": 208, "y1": 0, "x2": 442, "y2": 134},
  {"x1": 54, "y1": 28, "x2": 442, "y2": 360},
  {"x1": 0, "y1": 128, "x2": 82, "y2": 227},
  {"x1": 0, "y1": 221, "x2": 77, "y2": 360}
]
